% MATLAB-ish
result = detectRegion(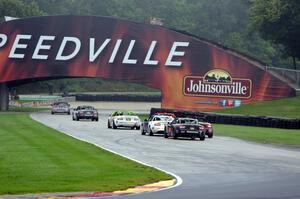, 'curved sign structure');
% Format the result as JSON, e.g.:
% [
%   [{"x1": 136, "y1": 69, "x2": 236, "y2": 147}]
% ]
[{"x1": 0, "y1": 16, "x2": 295, "y2": 110}]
